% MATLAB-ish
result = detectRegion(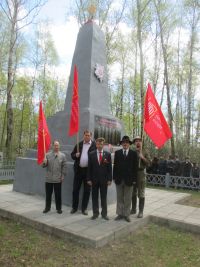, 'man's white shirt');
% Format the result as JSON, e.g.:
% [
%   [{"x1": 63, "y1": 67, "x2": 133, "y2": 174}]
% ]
[{"x1": 79, "y1": 140, "x2": 92, "y2": 167}]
